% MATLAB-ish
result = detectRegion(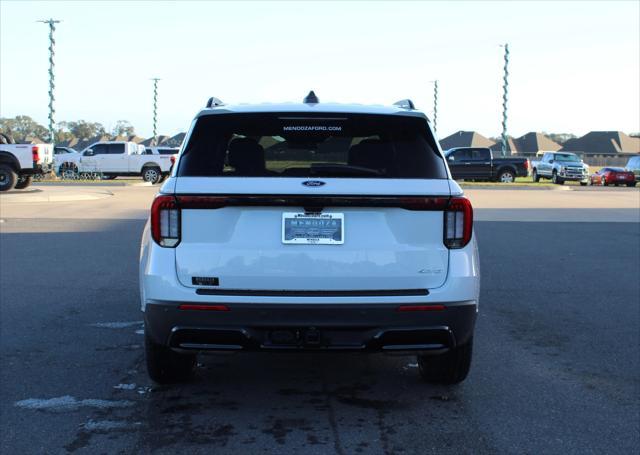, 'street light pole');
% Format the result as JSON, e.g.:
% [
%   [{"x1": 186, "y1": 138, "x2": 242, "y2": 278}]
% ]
[
  {"x1": 151, "y1": 78, "x2": 160, "y2": 146},
  {"x1": 500, "y1": 43, "x2": 510, "y2": 156},
  {"x1": 432, "y1": 80, "x2": 439, "y2": 135},
  {"x1": 38, "y1": 19, "x2": 61, "y2": 145}
]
